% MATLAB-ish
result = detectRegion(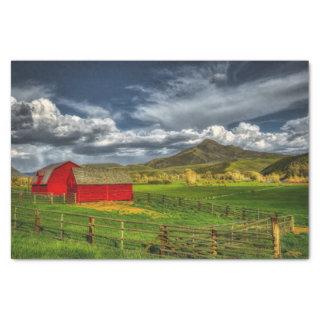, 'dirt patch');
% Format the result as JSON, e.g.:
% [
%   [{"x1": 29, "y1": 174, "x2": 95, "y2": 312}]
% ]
[
  {"x1": 78, "y1": 201, "x2": 162, "y2": 218},
  {"x1": 293, "y1": 226, "x2": 309, "y2": 234}
]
